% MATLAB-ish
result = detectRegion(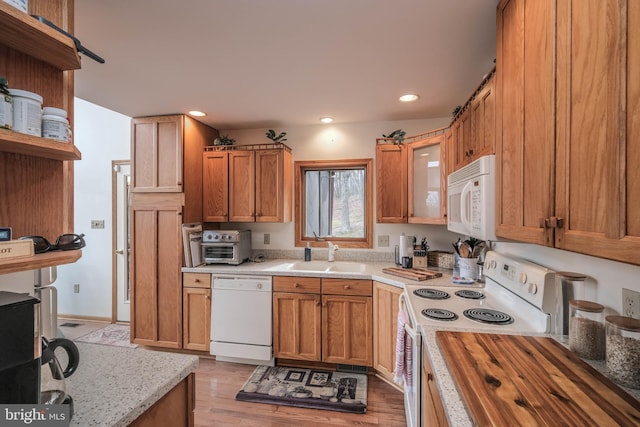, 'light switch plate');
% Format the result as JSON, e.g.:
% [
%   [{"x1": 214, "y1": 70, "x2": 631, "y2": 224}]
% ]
[
  {"x1": 378, "y1": 235, "x2": 389, "y2": 247},
  {"x1": 91, "y1": 220, "x2": 105, "y2": 229}
]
